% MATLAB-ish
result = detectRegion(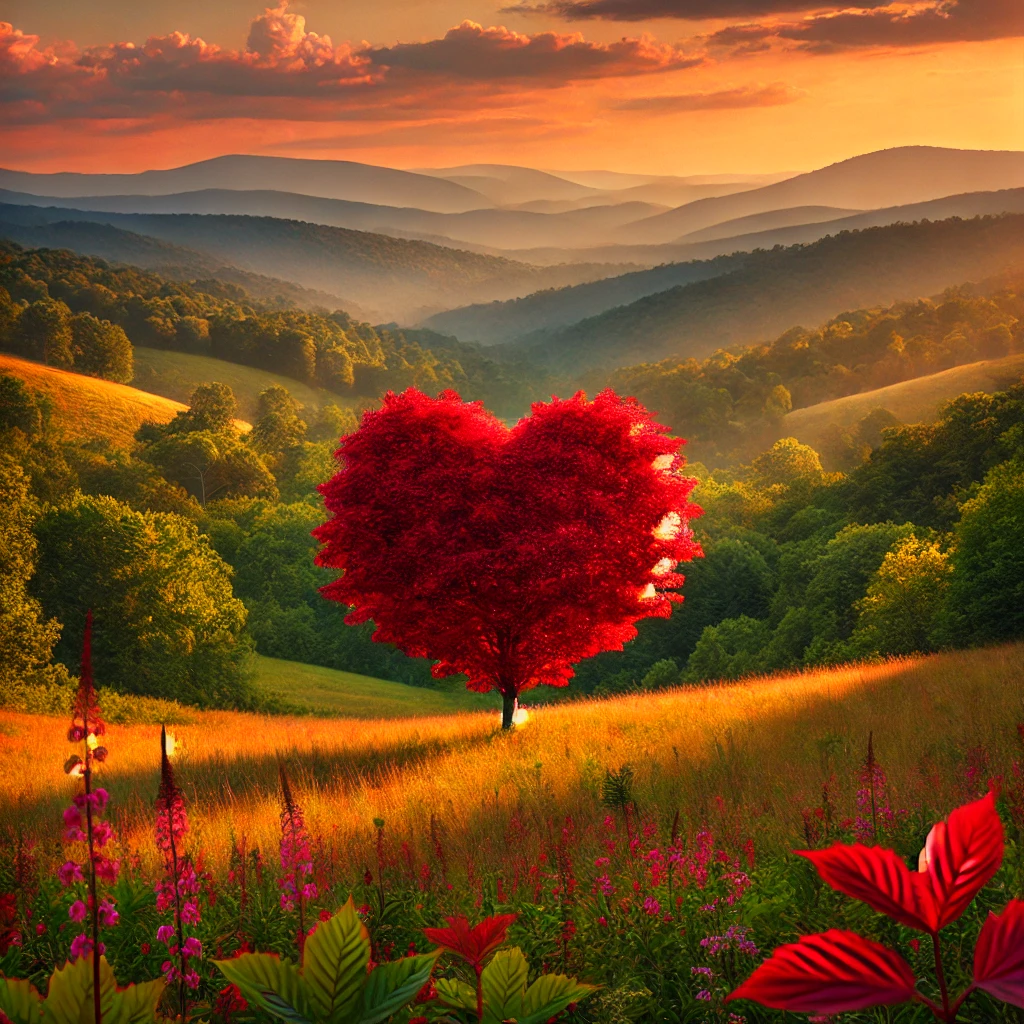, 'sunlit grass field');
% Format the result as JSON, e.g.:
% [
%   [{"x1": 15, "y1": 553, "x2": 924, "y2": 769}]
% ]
[
  {"x1": 4, "y1": 644, "x2": 1022, "y2": 886},
  {"x1": 252, "y1": 653, "x2": 499, "y2": 717}
]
